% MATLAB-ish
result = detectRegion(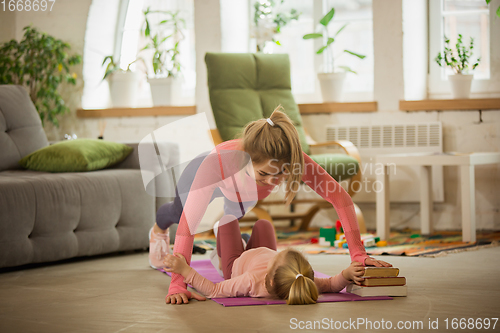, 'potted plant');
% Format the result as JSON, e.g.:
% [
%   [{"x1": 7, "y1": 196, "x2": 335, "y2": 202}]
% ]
[
  {"x1": 434, "y1": 34, "x2": 480, "y2": 99},
  {"x1": 102, "y1": 55, "x2": 143, "y2": 108},
  {"x1": 303, "y1": 8, "x2": 365, "y2": 102},
  {"x1": 252, "y1": 0, "x2": 300, "y2": 53},
  {"x1": 0, "y1": 26, "x2": 81, "y2": 127},
  {"x1": 141, "y1": 8, "x2": 185, "y2": 106}
]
